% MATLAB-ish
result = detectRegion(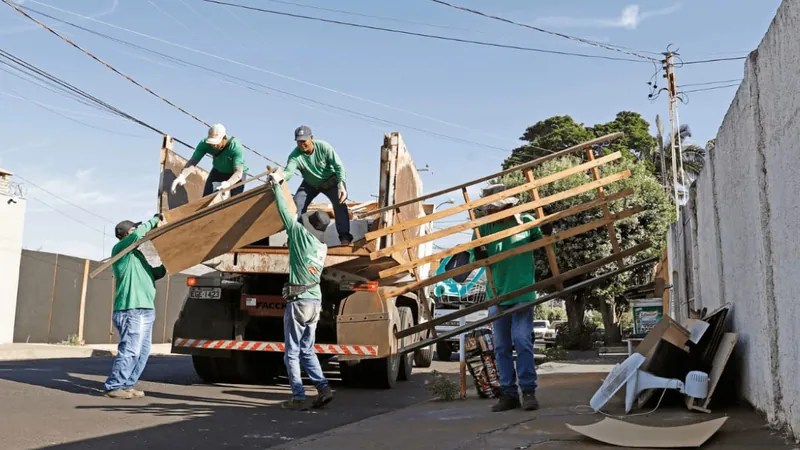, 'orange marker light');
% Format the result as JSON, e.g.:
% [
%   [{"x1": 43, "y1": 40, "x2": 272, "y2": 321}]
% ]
[{"x1": 187, "y1": 277, "x2": 197, "y2": 287}]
